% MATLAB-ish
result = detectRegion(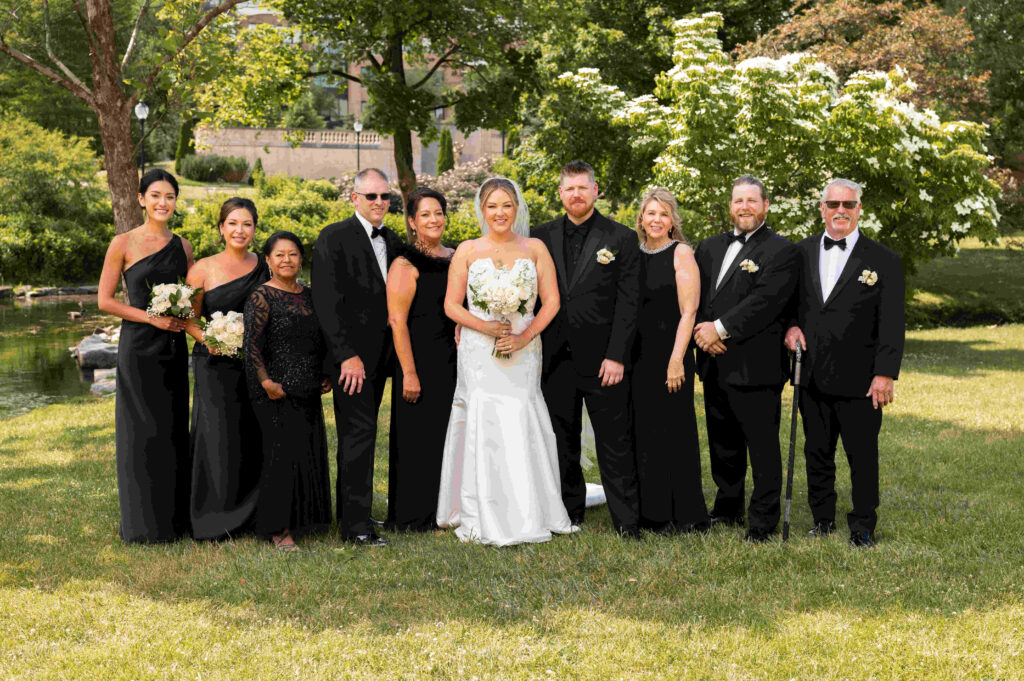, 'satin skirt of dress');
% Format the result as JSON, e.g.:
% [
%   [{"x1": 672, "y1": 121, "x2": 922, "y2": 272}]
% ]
[
  {"x1": 115, "y1": 320, "x2": 191, "y2": 543},
  {"x1": 436, "y1": 313, "x2": 574, "y2": 546},
  {"x1": 189, "y1": 353, "x2": 262, "y2": 539}
]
